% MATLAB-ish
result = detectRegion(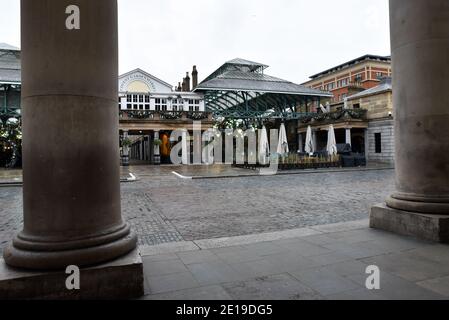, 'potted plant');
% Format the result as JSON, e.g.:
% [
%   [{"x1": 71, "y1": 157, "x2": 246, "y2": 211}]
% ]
[{"x1": 153, "y1": 138, "x2": 162, "y2": 147}]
